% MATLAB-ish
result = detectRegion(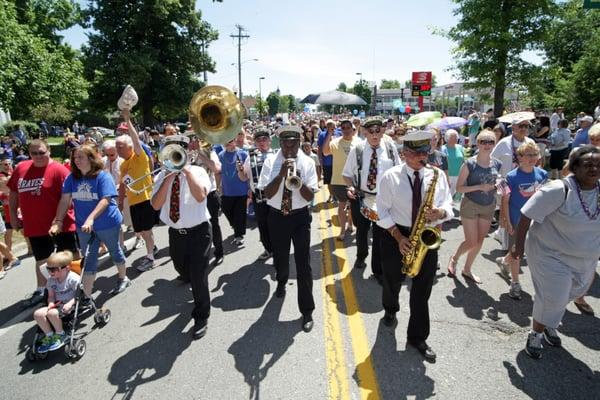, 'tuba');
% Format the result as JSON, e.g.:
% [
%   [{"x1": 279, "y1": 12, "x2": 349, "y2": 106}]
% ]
[
  {"x1": 401, "y1": 167, "x2": 442, "y2": 278},
  {"x1": 189, "y1": 85, "x2": 244, "y2": 145},
  {"x1": 284, "y1": 159, "x2": 302, "y2": 190}
]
